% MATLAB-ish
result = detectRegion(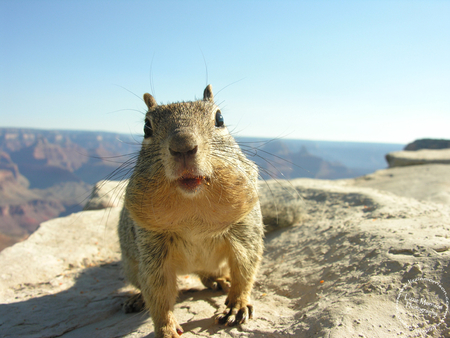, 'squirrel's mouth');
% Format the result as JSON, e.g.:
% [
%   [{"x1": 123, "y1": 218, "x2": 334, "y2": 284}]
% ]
[{"x1": 177, "y1": 173, "x2": 209, "y2": 192}]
